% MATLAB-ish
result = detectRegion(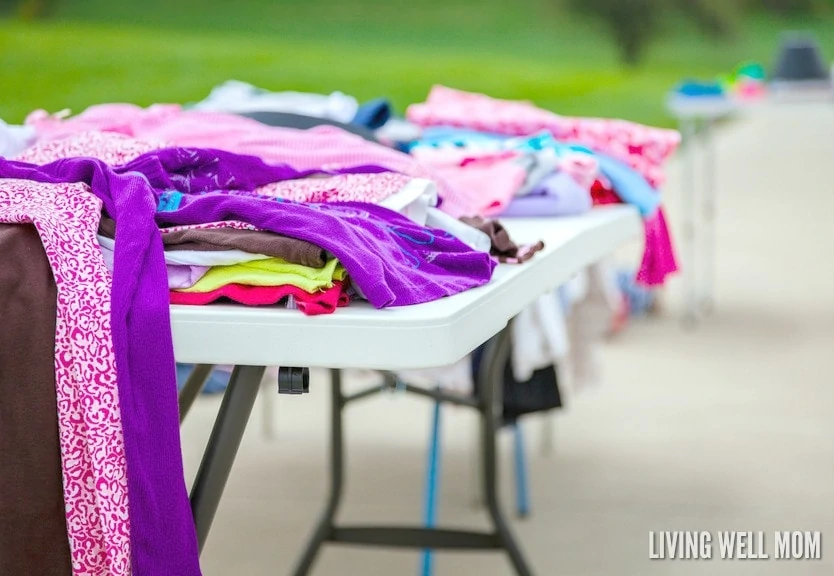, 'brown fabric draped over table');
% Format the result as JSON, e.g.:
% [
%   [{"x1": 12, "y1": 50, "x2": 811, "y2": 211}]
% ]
[{"x1": 0, "y1": 224, "x2": 72, "y2": 575}]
